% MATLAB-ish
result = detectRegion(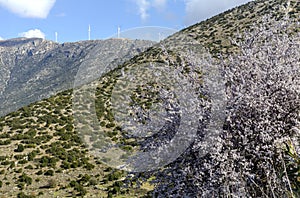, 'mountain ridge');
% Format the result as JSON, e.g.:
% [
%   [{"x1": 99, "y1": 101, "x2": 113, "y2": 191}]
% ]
[{"x1": 0, "y1": 38, "x2": 156, "y2": 117}]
